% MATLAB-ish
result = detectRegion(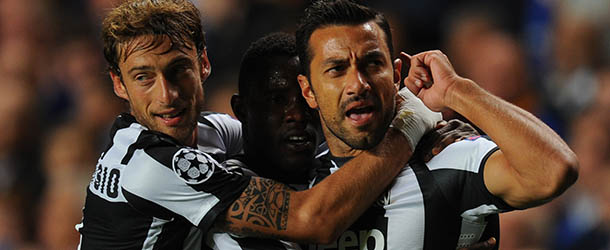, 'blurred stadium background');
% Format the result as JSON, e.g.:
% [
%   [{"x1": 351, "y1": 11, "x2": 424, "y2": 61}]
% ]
[{"x1": 0, "y1": 0, "x2": 608, "y2": 249}]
